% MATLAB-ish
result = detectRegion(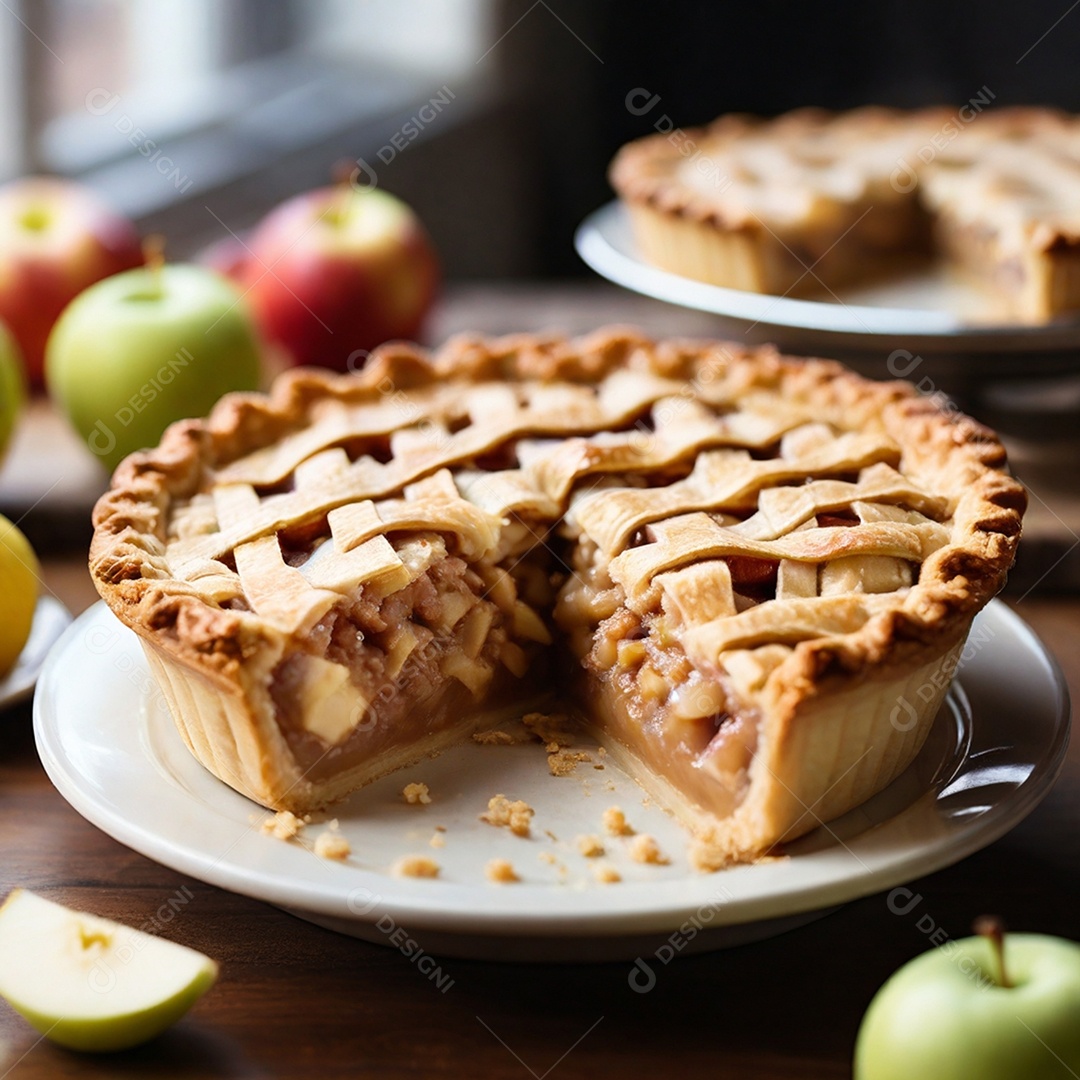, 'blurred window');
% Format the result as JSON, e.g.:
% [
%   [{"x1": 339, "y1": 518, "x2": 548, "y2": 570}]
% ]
[{"x1": 2, "y1": 0, "x2": 492, "y2": 195}]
